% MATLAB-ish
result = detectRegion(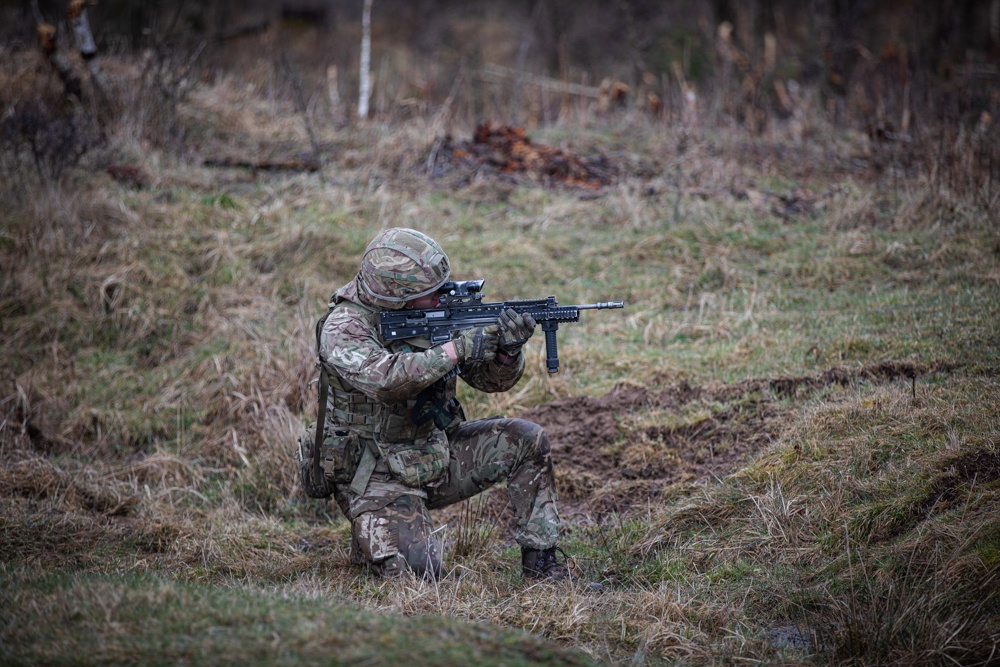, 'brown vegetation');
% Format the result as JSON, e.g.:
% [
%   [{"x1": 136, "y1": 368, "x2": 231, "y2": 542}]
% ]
[
  {"x1": 433, "y1": 123, "x2": 618, "y2": 190},
  {"x1": 0, "y1": 1, "x2": 998, "y2": 664}
]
